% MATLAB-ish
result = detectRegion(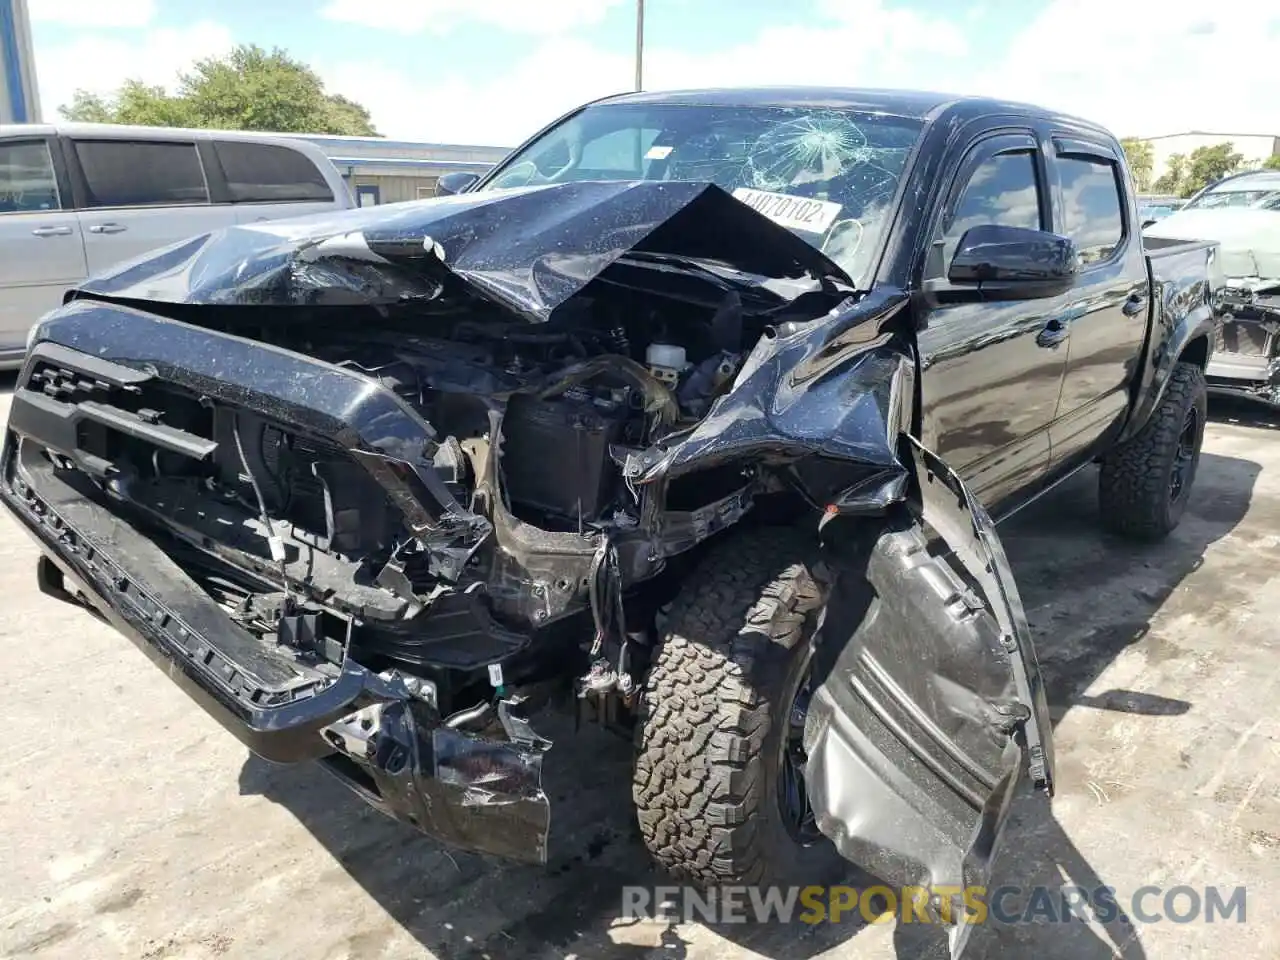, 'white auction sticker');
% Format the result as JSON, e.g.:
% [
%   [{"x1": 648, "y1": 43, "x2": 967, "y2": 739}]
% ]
[{"x1": 731, "y1": 187, "x2": 843, "y2": 234}]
